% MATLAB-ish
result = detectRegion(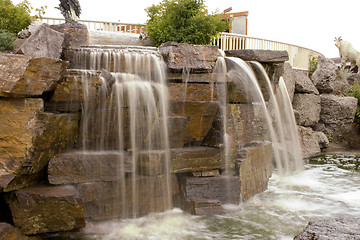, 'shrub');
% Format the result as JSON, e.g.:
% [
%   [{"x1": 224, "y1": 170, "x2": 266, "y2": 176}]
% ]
[
  {"x1": 0, "y1": 30, "x2": 16, "y2": 51},
  {"x1": 145, "y1": 0, "x2": 229, "y2": 47},
  {"x1": 0, "y1": 0, "x2": 33, "y2": 34},
  {"x1": 308, "y1": 55, "x2": 318, "y2": 77},
  {"x1": 347, "y1": 81, "x2": 360, "y2": 125}
]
